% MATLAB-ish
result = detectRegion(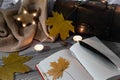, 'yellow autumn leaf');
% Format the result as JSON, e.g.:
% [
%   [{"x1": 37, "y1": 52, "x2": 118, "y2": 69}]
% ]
[
  {"x1": 0, "y1": 52, "x2": 32, "y2": 80},
  {"x1": 46, "y1": 11, "x2": 75, "y2": 40},
  {"x1": 47, "y1": 57, "x2": 69, "y2": 80}
]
